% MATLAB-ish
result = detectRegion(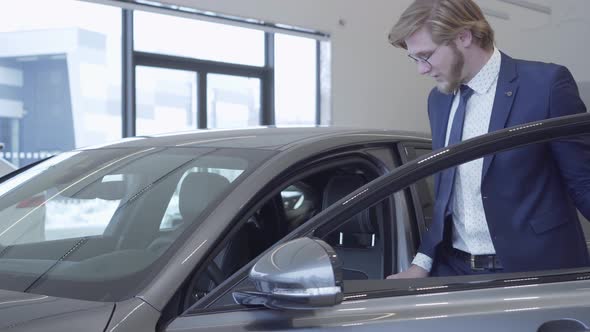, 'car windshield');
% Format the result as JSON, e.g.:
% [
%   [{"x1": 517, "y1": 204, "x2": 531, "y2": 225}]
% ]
[{"x1": 0, "y1": 146, "x2": 274, "y2": 302}]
